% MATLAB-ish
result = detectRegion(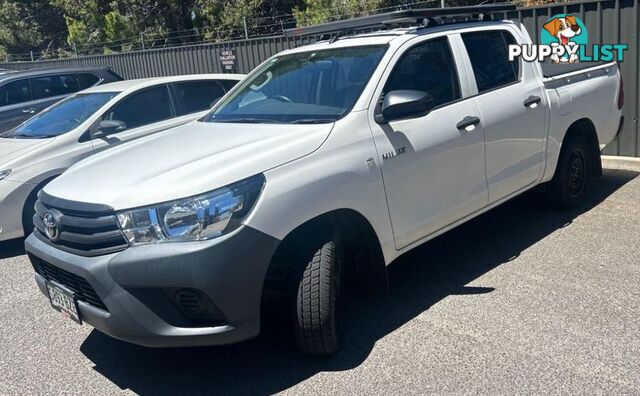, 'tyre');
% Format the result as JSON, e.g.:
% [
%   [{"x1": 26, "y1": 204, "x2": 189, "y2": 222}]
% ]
[
  {"x1": 292, "y1": 231, "x2": 344, "y2": 355},
  {"x1": 21, "y1": 190, "x2": 39, "y2": 237},
  {"x1": 547, "y1": 134, "x2": 592, "y2": 209}
]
